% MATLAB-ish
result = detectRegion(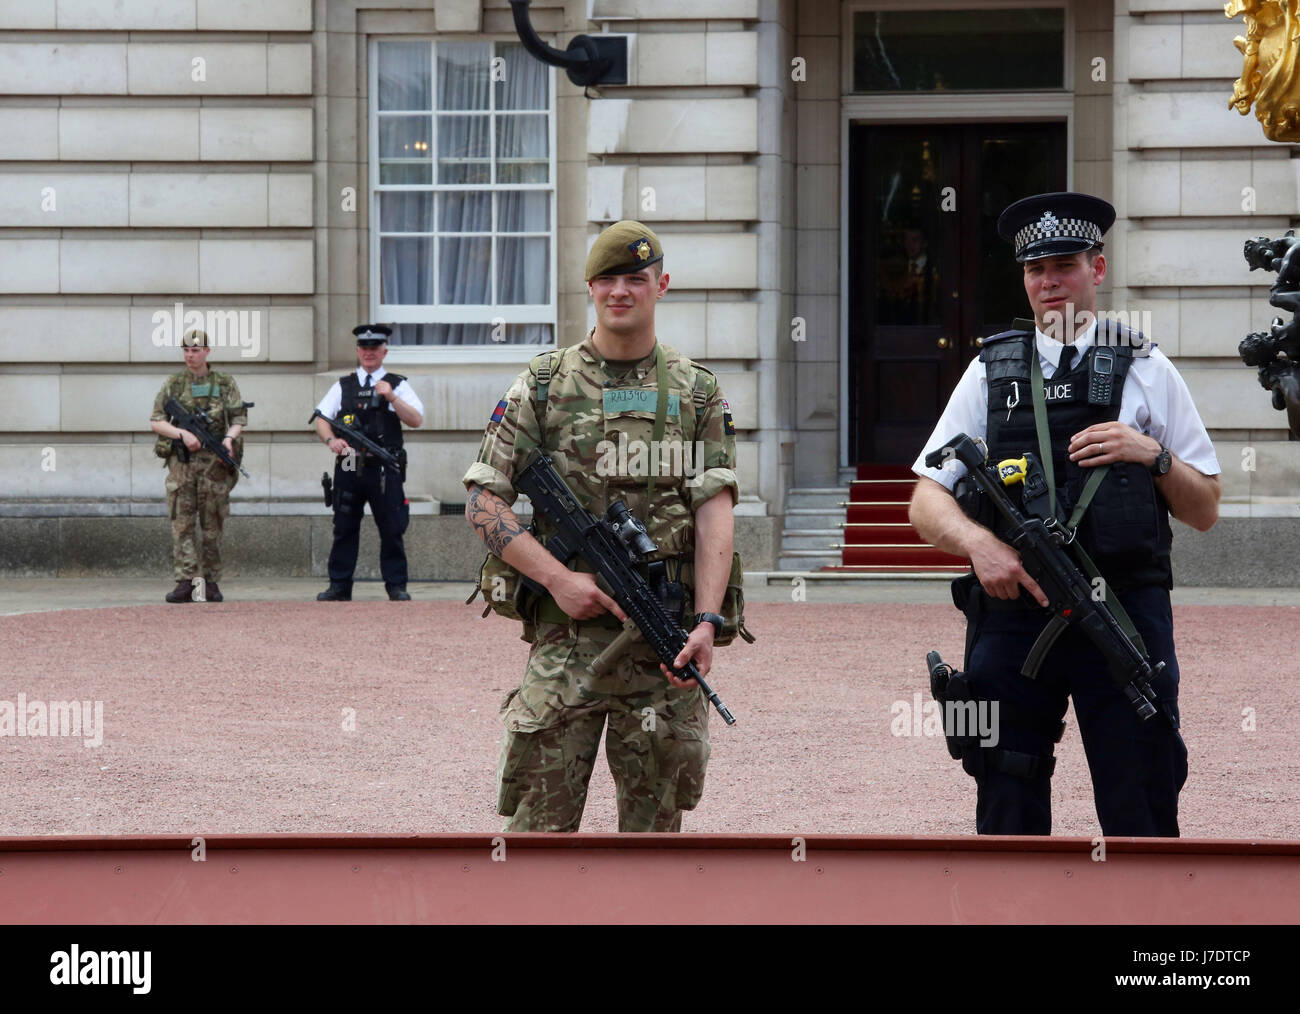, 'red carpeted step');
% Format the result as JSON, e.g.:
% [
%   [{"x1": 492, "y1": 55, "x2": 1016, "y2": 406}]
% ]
[
  {"x1": 840, "y1": 545, "x2": 970, "y2": 568},
  {"x1": 849, "y1": 479, "x2": 916, "y2": 503},
  {"x1": 855, "y1": 463, "x2": 917, "y2": 481},
  {"x1": 845, "y1": 503, "x2": 912, "y2": 524},
  {"x1": 842, "y1": 523, "x2": 928, "y2": 546}
]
